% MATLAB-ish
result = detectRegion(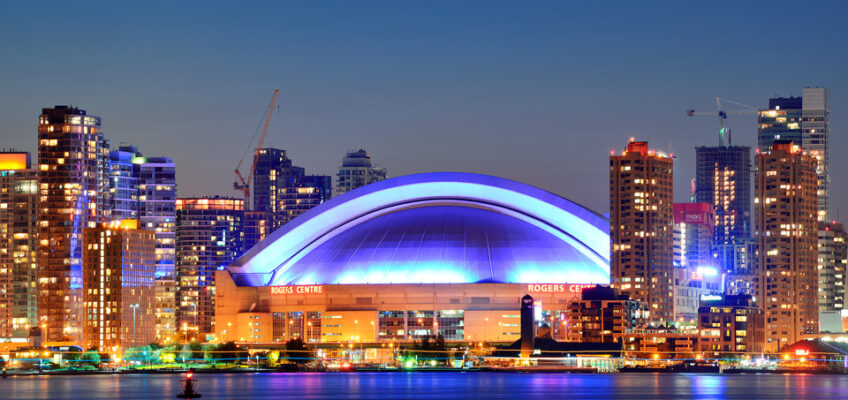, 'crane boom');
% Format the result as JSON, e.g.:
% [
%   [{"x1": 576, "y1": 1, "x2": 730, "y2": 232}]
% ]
[
  {"x1": 686, "y1": 97, "x2": 757, "y2": 146},
  {"x1": 234, "y1": 89, "x2": 280, "y2": 209}
]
